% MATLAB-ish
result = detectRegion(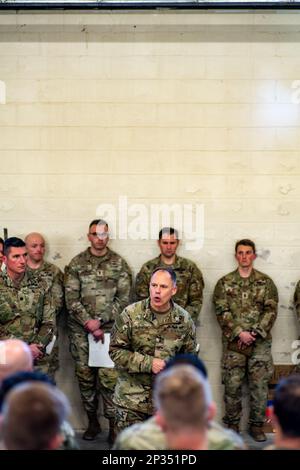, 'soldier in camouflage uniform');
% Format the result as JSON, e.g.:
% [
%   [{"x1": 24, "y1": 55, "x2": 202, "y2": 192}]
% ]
[
  {"x1": 0, "y1": 350, "x2": 80, "y2": 450},
  {"x1": 110, "y1": 267, "x2": 196, "y2": 434},
  {"x1": 113, "y1": 353, "x2": 245, "y2": 450},
  {"x1": 265, "y1": 375, "x2": 300, "y2": 450},
  {"x1": 135, "y1": 227, "x2": 204, "y2": 325},
  {"x1": 25, "y1": 233, "x2": 64, "y2": 380},
  {"x1": 294, "y1": 280, "x2": 300, "y2": 337},
  {"x1": 0, "y1": 237, "x2": 4, "y2": 269},
  {"x1": 64, "y1": 219, "x2": 132, "y2": 442},
  {"x1": 113, "y1": 415, "x2": 246, "y2": 450},
  {"x1": 0, "y1": 238, "x2": 56, "y2": 371},
  {"x1": 213, "y1": 239, "x2": 278, "y2": 442},
  {"x1": 153, "y1": 364, "x2": 215, "y2": 450}
]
